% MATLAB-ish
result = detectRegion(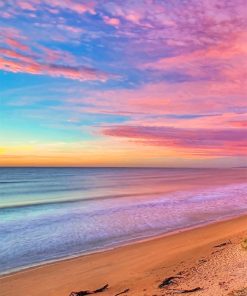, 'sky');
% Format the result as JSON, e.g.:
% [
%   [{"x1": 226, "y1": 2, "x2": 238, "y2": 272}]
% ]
[{"x1": 0, "y1": 0, "x2": 246, "y2": 167}]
